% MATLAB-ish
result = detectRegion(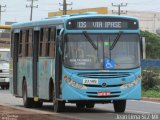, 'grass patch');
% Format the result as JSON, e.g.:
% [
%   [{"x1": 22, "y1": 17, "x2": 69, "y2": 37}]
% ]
[{"x1": 142, "y1": 90, "x2": 160, "y2": 98}]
